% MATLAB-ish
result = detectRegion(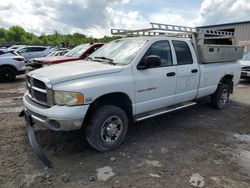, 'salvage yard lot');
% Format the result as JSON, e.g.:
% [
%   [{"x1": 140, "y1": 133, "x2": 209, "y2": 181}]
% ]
[{"x1": 0, "y1": 76, "x2": 250, "y2": 188}]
